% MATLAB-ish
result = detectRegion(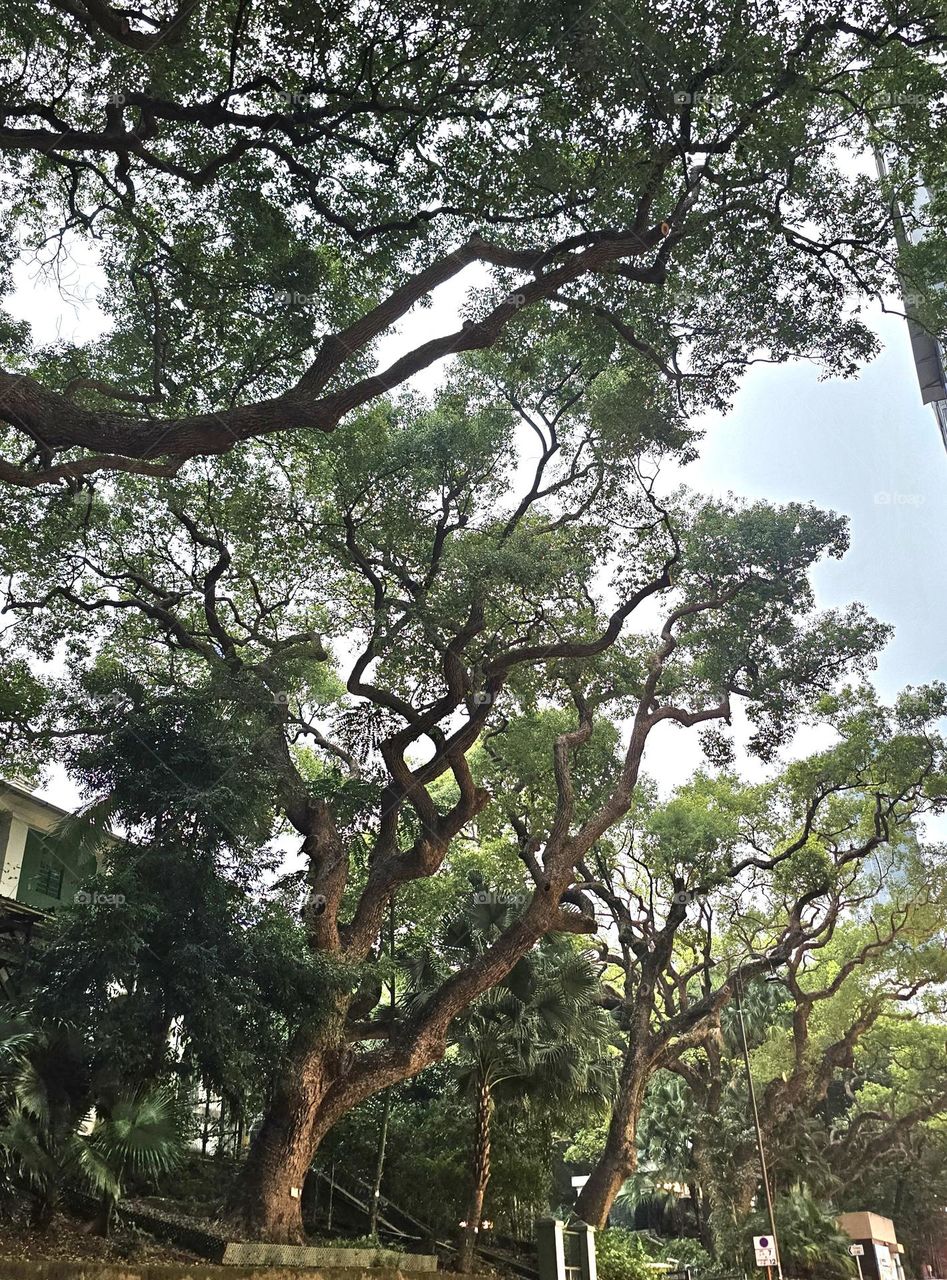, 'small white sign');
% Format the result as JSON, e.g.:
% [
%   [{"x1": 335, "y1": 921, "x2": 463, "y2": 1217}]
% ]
[
  {"x1": 754, "y1": 1236, "x2": 779, "y2": 1268},
  {"x1": 876, "y1": 1246, "x2": 895, "y2": 1280},
  {"x1": 851, "y1": 1246, "x2": 865, "y2": 1257},
  {"x1": 571, "y1": 1175, "x2": 590, "y2": 1189}
]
